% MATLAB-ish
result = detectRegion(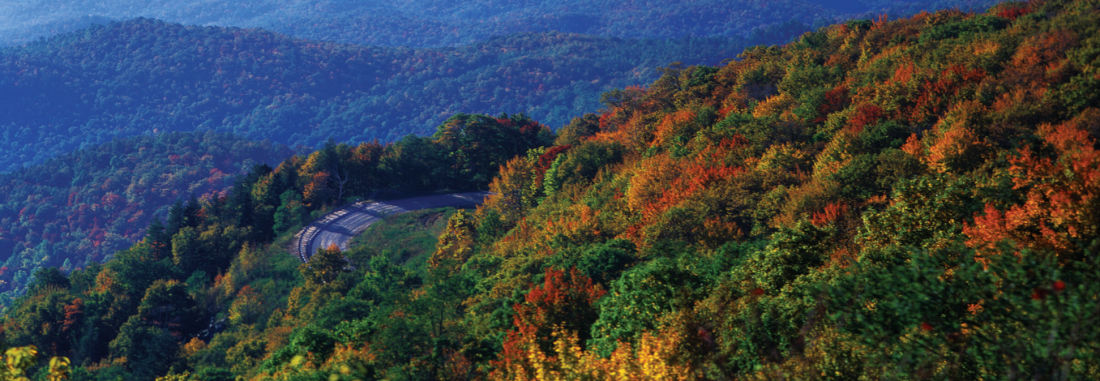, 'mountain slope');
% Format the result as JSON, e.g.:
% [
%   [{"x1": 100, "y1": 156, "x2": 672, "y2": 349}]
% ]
[
  {"x1": 4, "y1": 0, "x2": 1100, "y2": 379},
  {"x1": 0, "y1": 19, "x2": 749, "y2": 172},
  {"x1": 0, "y1": 1, "x2": 1002, "y2": 47},
  {"x1": 0, "y1": 132, "x2": 291, "y2": 304},
  {"x1": 0, "y1": 113, "x2": 553, "y2": 379}
]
